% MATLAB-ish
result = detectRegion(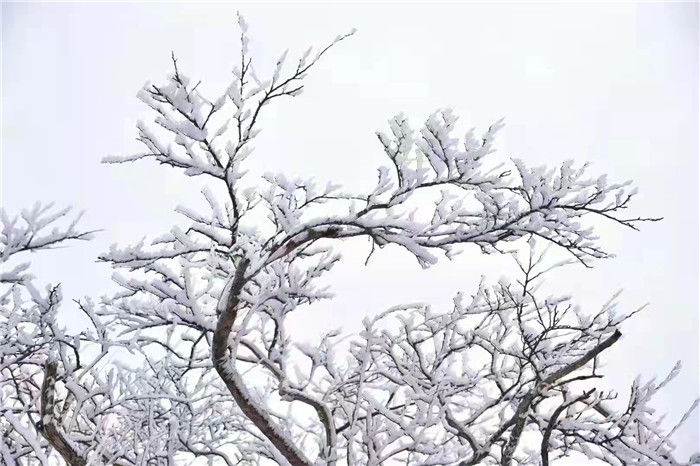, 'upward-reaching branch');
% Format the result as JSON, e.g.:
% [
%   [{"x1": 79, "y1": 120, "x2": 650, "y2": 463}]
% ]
[
  {"x1": 40, "y1": 360, "x2": 87, "y2": 466},
  {"x1": 90, "y1": 15, "x2": 696, "y2": 466}
]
